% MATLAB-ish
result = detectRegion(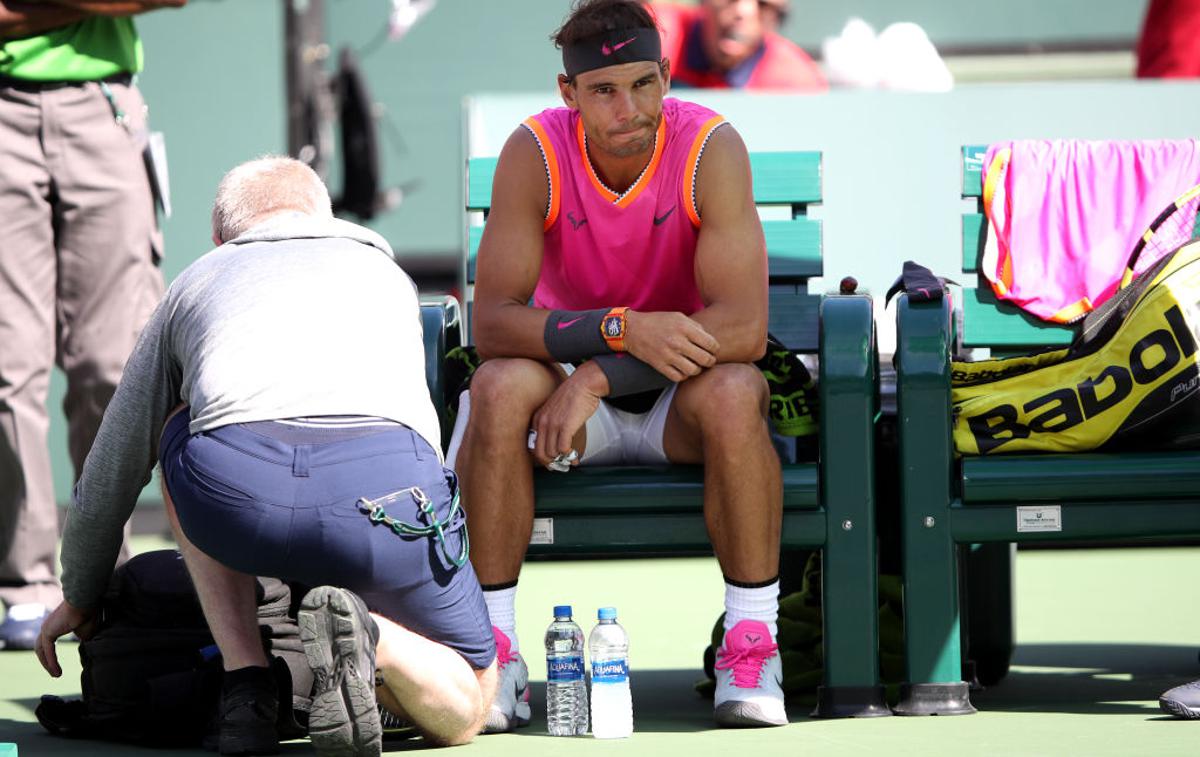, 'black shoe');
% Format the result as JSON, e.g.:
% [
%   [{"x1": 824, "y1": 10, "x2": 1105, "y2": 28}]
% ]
[
  {"x1": 1160, "y1": 679, "x2": 1200, "y2": 719},
  {"x1": 299, "y1": 586, "x2": 382, "y2": 756},
  {"x1": 379, "y1": 704, "x2": 419, "y2": 741},
  {"x1": 211, "y1": 666, "x2": 280, "y2": 755}
]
